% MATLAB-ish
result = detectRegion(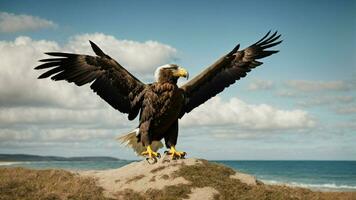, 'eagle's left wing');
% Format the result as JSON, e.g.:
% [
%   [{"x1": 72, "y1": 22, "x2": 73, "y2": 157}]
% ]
[
  {"x1": 179, "y1": 31, "x2": 282, "y2": 118},
  {"x1": 35, "y1": 41, "x2": 146, "y2": 120}
]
